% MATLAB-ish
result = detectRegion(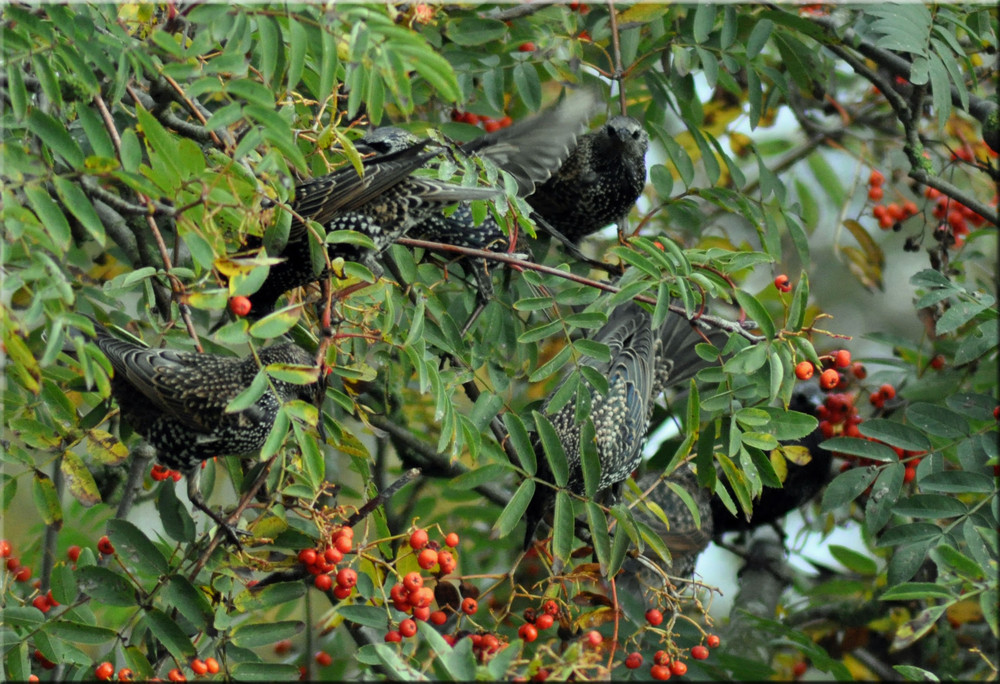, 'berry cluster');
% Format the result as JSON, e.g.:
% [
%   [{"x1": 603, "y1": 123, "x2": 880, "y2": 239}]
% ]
[
  {"x1": 298, "y1": 526, "x2": 357, "y2": 599},
  {"x1": 450, "y1": 109, "x2": 515, "y2": 133},
  {"x1": 924, "y1": 186, "x2": 992, "y2": 250}
]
